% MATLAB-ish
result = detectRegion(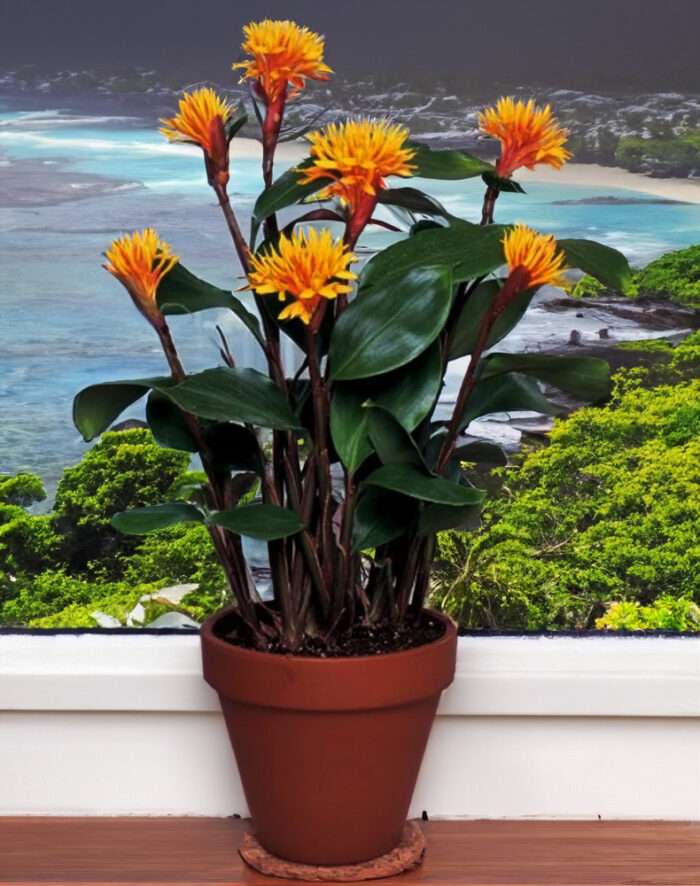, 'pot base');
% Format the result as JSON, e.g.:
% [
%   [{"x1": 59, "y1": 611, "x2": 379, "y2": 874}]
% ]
[{"x1": 239, "y1": 822, "x2": 426, "y2": 881}]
